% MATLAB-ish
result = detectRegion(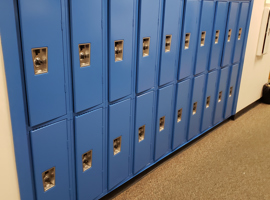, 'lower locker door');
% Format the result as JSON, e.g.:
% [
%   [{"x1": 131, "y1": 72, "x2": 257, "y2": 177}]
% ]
[
  {"x1": 134, "y1": 91, "x2": 154, "y2": 174},
  {"x1": 201, "y1": 70, "x2": 218, "y2": 132},
  {"x1": 172, "y1": 79, "x2": 192, "y2": 149},
  {"x1": 31, "y1": 120, "x2": 70, "y2": 200},
  {"x1": 188, "y1": 74, "x2": 206, "y2": 140},
  {"x1": 75, "y1": 109, "x2": 103, "y2": 200},
  {"x1": 155, "y1": 85, "x2": 174, "y2": 160},
  {"x1": 213, "y1": 67, "x2": 230, "y2": 125},
  {"x1": 224, "y1": 64, "x2": 239, "y2": 118},
  {"x1": 108, "y1": 99, "x2": 131, "y2": 189}
]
